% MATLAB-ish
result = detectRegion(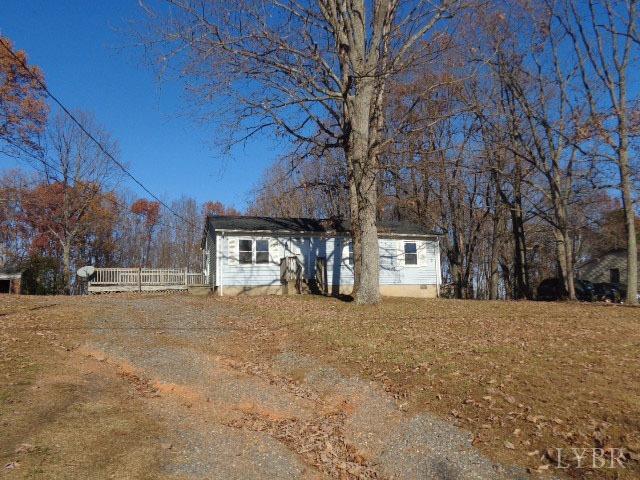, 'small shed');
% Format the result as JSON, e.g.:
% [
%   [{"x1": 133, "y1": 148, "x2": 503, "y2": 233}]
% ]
[{"x1": 0, "y1": 264, "x2": 23, "y2": 294}]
